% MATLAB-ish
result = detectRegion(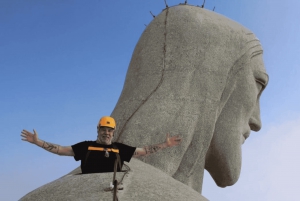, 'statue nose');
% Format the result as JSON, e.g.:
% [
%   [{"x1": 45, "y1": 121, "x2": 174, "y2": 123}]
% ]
[
  {"x1": 249, "y1": 117, "x2": 261, "y2": 131},
  {"x1": 249, "y1": 101, "x2": 262, "y2": 131}
]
